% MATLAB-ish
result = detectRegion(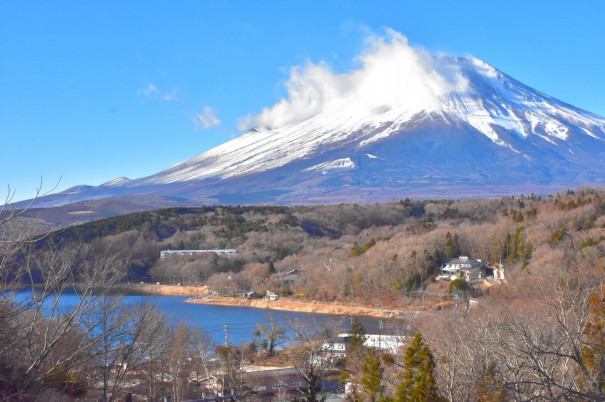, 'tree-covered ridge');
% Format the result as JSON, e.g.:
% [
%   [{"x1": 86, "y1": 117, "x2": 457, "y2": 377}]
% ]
[
  {"x1": 31, "y1": 189, "x2": 605, "y2": 305},
  {"x1": 1, "y1": 187, "x2": 604, "y2": 400},
  {"x1": 28, "y1": 188, "x2": 605, "y2": 308}
]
